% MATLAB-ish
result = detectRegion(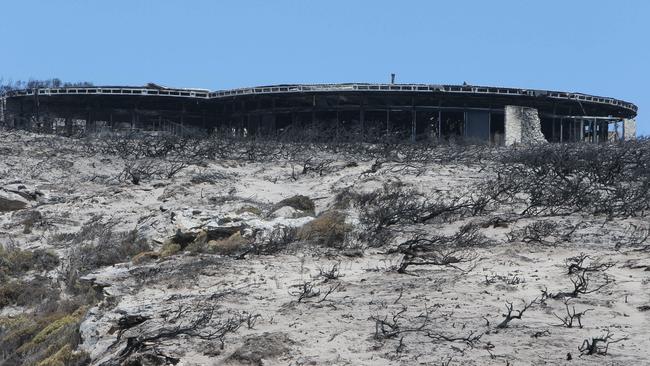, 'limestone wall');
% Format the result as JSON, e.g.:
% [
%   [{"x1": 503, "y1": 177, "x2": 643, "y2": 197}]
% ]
[
  {"x1": 504, "y1": 105, "x2": 547, "y2": 145},
  {"x1": 623, "y1": 119, "x2": 636, "y2": 140}
]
